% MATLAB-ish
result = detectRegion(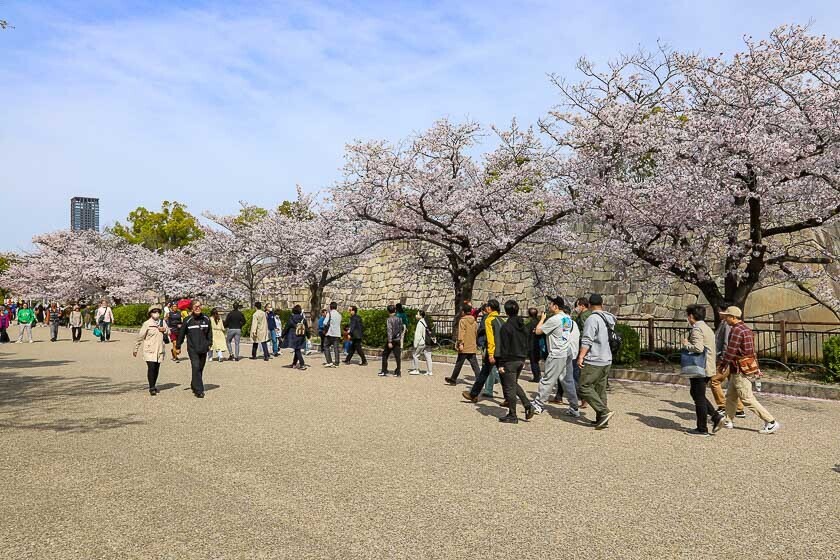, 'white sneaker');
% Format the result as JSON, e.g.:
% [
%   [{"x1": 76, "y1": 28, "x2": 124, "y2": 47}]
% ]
[
  {"x1": 408, "y1": 369, "x2": 422, "y2": 375},
  {"x1": 759, "y1": 421, "x2": 780, "y2": 434},
  {"x1": 566, "y1": 407, "x2": 581, "y2": 417},
  {"x1": 531, "y1": 402, "x2": 544, "y2": 415},
  {"x1": 424, "y1": 371, "x2": 433, "y2": 376},
  {"x1": 722, "y1": 420, "x2": 734, "y2": 430}
]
